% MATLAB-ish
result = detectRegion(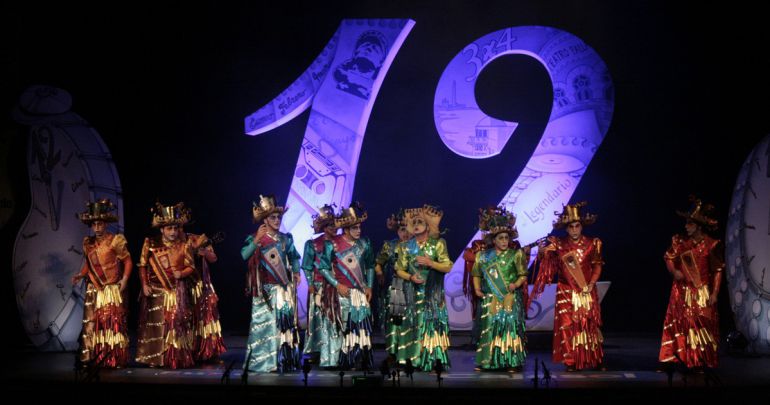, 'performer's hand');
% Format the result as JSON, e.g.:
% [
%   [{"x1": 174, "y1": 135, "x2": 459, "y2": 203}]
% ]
[
  {"x1": 255, "y1": 224, "x2": 268, "y2": 242},
  {"x1": 142, "y1": 284, "x2": 152, "y2": 297},
  {"x1": 308, "y1": 285, "x2": 315, "y2": 295},
  {"x1": 293, "y1": 273, "x2": 301, "y2": 285},
  {"x1": 337, "y1": 283, "x2": 350, "y2": 297},
  {"x1": 508, "y1": 283, "x2": 517, "y2": 293},
  {"x1": 410, "y1": 274, "x2": 425, "y2": 285},
  {"x1": 376, "y1": 272, "x2": 384, "y2": 287},
  {"x1": 673, "y1": 270, "x2": 684, "y2": 281},
  {"x1": 474, "y1": 288, "x2": 484, "y2": 298},
  {"x1": 708, "y1": 293, "x2": 718, "y2": 306},
  {"x1": 415, "y1": 255, "x2": 433, "y2": 267},
  {"x1": 584, "y1": 283, "x2": 594, "y2": 294},
  {"x1": 119, "y1": 278, "x2": 129, "y2": 292},
  {"x1": 173, "y1": 270, "x2": 182, "y2": 279},
  {"x1": 365, "y1": 288, "x2": 372, "y2": 302}
]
